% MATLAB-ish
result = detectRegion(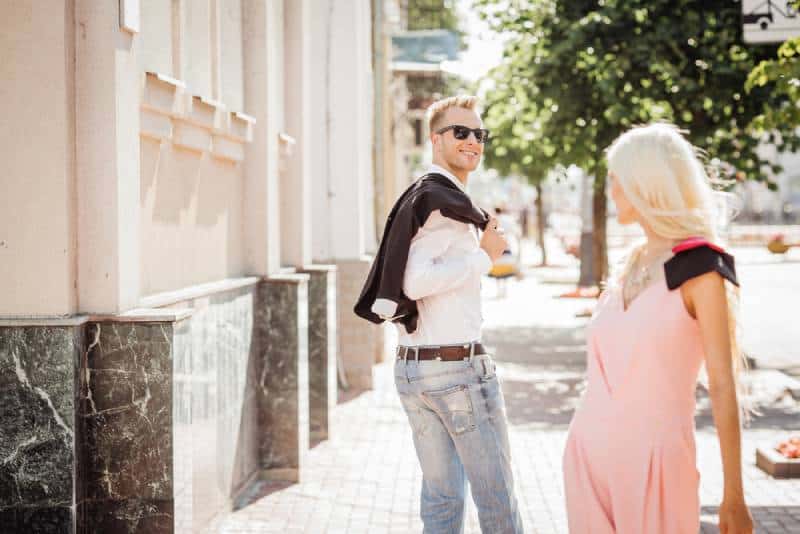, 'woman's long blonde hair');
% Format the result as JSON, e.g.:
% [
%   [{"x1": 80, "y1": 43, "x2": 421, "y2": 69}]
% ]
[{"x1": 606, "y1": 123, "x2": 749, "y2": 412}]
